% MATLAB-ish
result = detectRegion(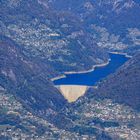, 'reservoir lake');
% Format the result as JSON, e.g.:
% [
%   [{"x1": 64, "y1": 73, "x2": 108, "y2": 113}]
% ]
[{"x1": 53, "y1": 53, "x2": 130, "y2": 86}]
